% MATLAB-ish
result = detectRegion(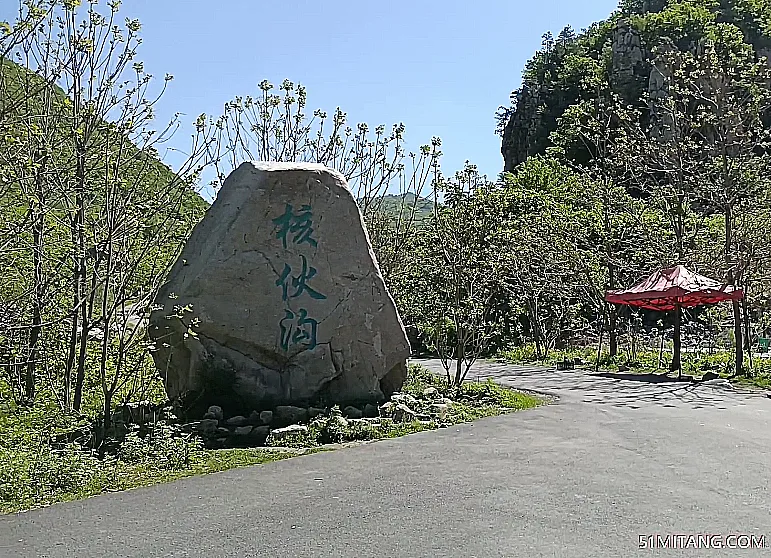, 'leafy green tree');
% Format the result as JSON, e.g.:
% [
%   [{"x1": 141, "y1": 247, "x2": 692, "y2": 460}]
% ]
[
  {"x1": 639, "y1": 25, "x2": 771, "y2": 374},
  {"x1": 417, "y1": 163, "x2": 504, "y2": 386},
  {"x1": 489, "y1": 158, "x2": 595, "y2": 359},
  {"x1": 1, "y1": 1, "x2": 217, "y2": 423},
  {"x1": 208, "y1": 79, "x2": 441, "y2": 289}
]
